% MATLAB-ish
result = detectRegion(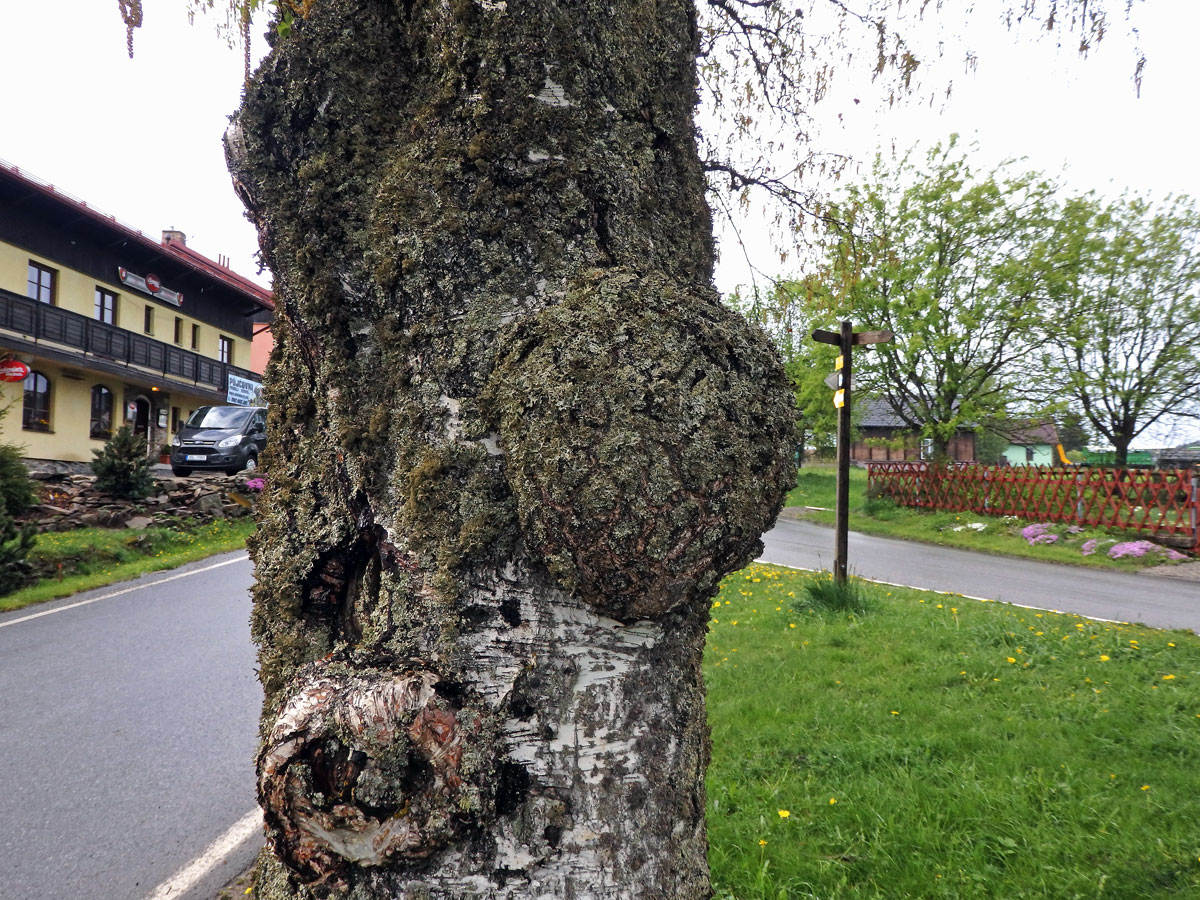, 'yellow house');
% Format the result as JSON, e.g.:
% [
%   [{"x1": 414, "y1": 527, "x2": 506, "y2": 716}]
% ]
[{"x1": 0, "y1": 161, "x2": 273, "y2": 468}]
